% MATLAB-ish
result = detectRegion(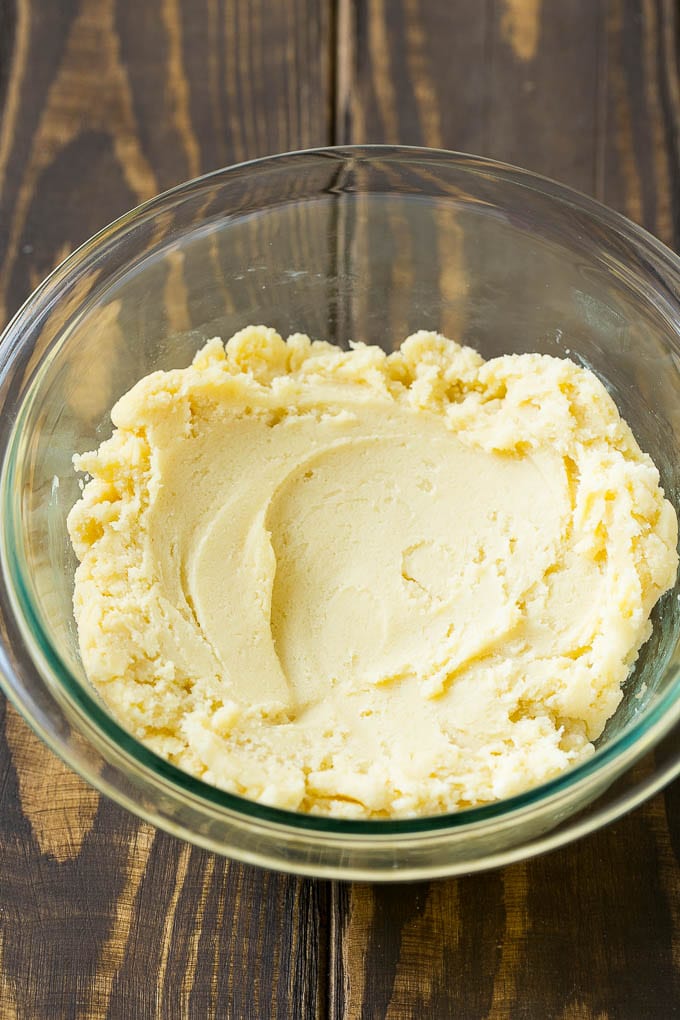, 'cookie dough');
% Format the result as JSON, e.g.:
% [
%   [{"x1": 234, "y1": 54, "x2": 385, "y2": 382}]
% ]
[{"x1": 67, "y1": 327, "x2": 678, "y2": 818}]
